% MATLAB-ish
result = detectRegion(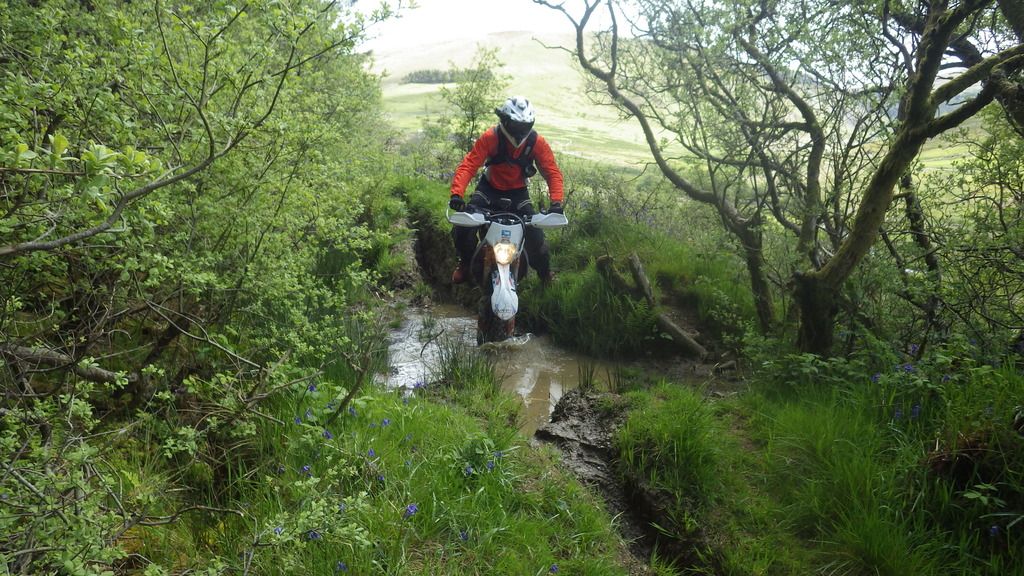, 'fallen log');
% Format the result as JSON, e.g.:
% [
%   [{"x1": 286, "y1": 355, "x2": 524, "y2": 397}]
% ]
[
  {"x1": 597, "y1": 254, "x2": 708, "y2": 359},
  {"x1": 596, "y1": 255, "x2": 643, "y2": 299}
]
